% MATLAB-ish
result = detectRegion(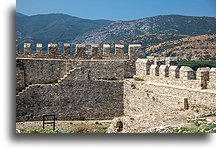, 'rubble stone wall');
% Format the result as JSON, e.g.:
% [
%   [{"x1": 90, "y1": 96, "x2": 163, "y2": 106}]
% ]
[
  {"x1": 16, "y1": 67, "x2": 25, "y2": 93},
  {"x1": 67, "y1": 60, "x2": 126, "y2": 80},
  {"x1": 124, "y1": 79, "x2": 215, "y2": 117},
  {"x1": 135, "y1": 58, "x2": 216, "y2": 90},
  {"x1": 16, "y1": 79, "x2": 124, "y2": 121},
  {"x1": 16, "y1": 58, "x2": 67, "y2": 85}
]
